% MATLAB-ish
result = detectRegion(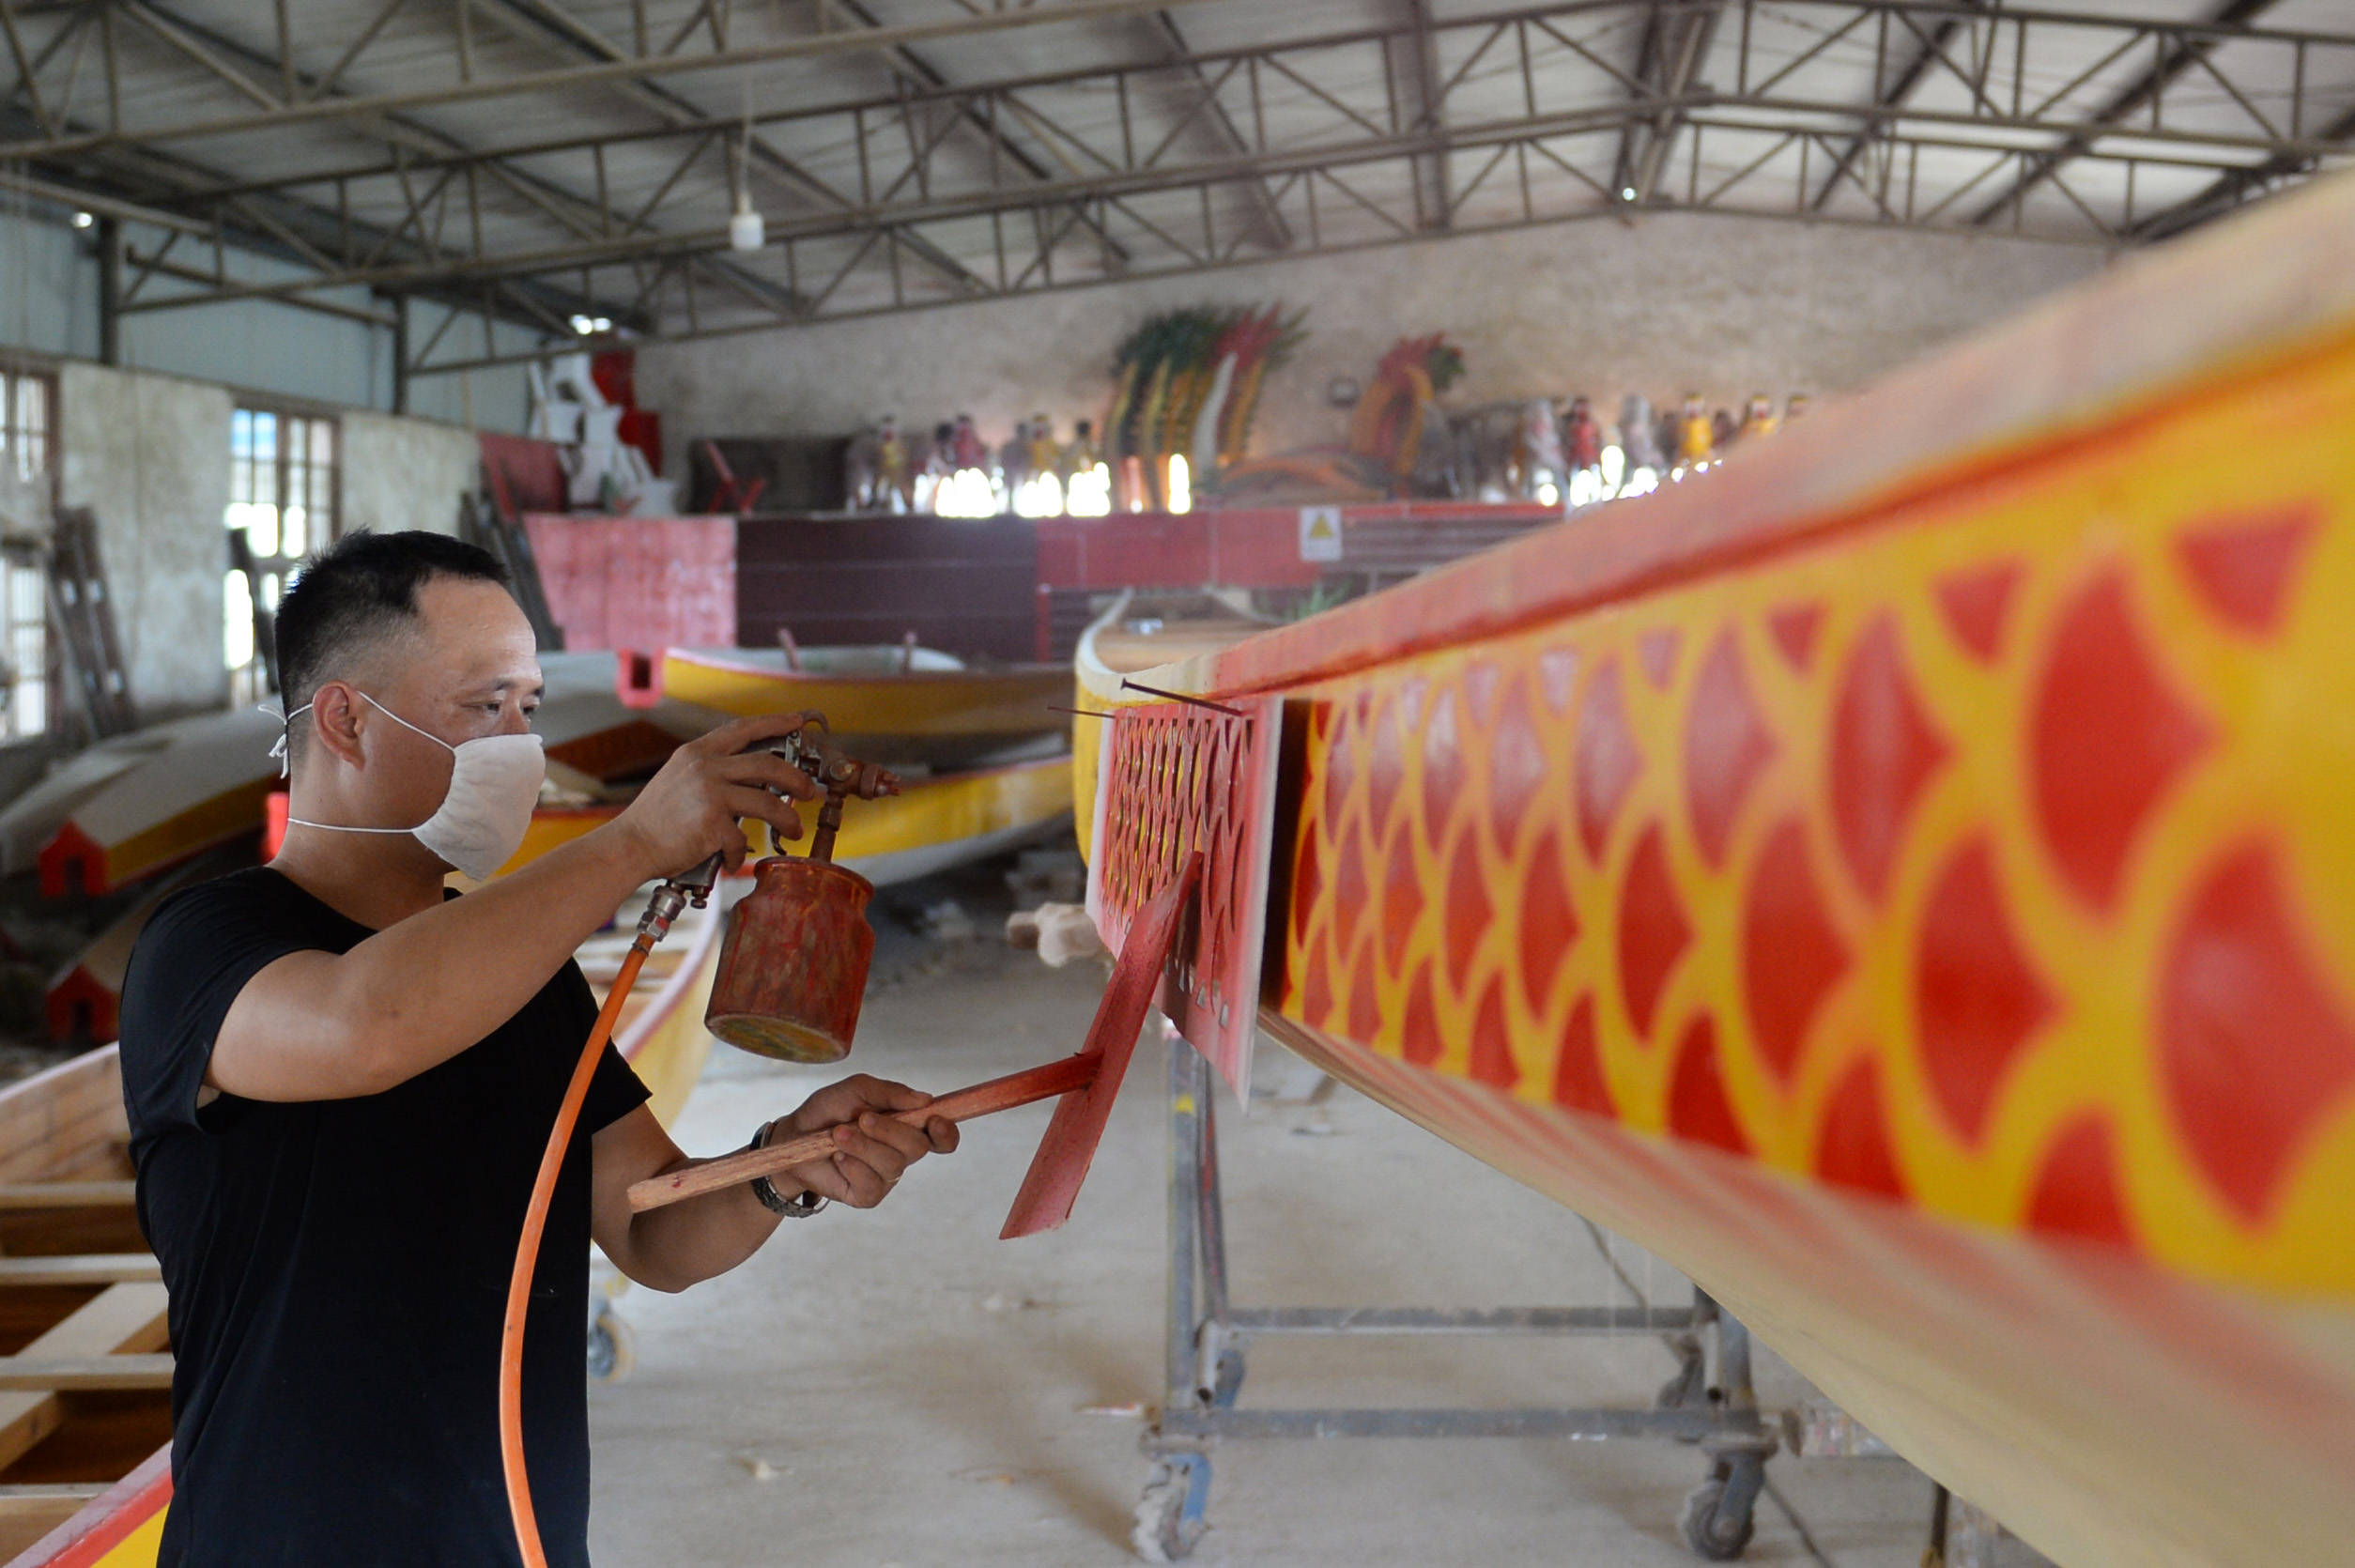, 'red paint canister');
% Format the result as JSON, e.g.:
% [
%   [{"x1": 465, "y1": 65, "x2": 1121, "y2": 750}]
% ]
[{"x1": 704, "y1": 855, "x2": 876, "y2": 1062}]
